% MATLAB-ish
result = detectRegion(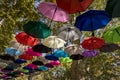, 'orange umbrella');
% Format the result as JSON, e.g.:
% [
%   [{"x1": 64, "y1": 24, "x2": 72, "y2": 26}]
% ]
[
  {"x1": 15, "y1": 32, "x2": 39, "y2": 46},
  {"x1": 81, "y1": 37, "x2": 105, "y2": 50}
]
